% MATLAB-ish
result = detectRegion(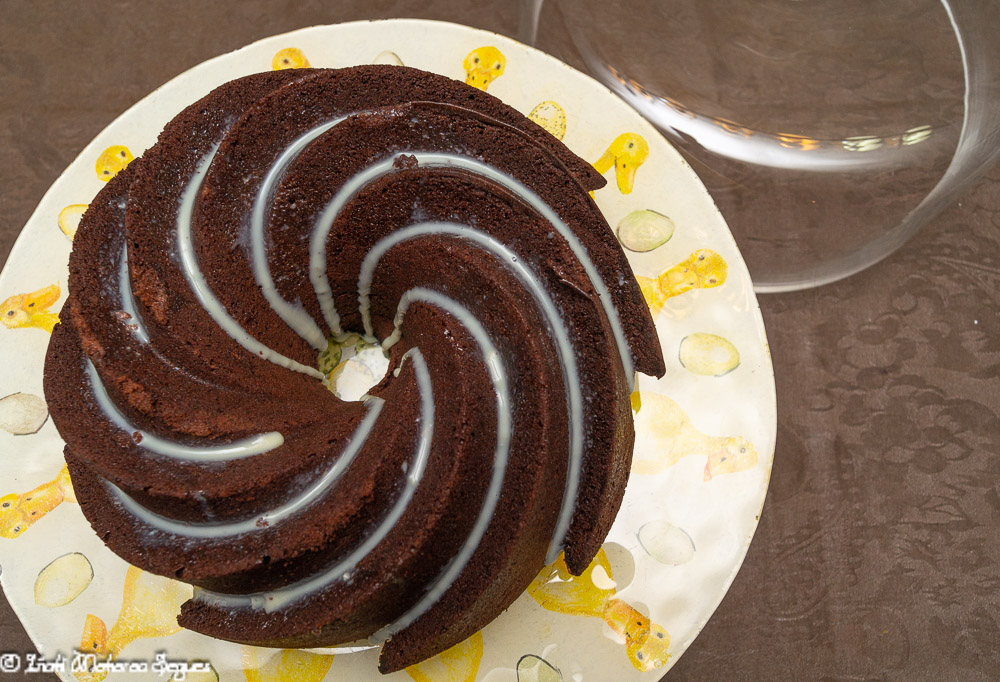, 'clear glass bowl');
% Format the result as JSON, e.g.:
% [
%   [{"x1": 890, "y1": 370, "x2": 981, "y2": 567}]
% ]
[{"x1": 528, "y1": 0, "x2": 1000, "y2": 291}]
